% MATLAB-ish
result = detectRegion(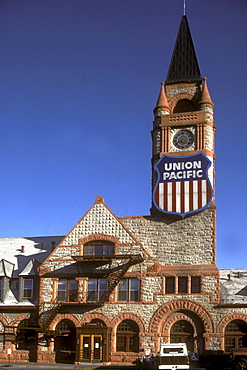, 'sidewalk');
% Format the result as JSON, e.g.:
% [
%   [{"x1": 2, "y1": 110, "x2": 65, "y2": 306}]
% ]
[
  {"x1": 0, "y1": 362, "x2": 137, "y2": 370},
  {"x1": 0, "y1": 363, "x2": 100, "y2": 369},
  {"x1": 0, "y1": 363, "x2": 206, "y2": 370}
]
